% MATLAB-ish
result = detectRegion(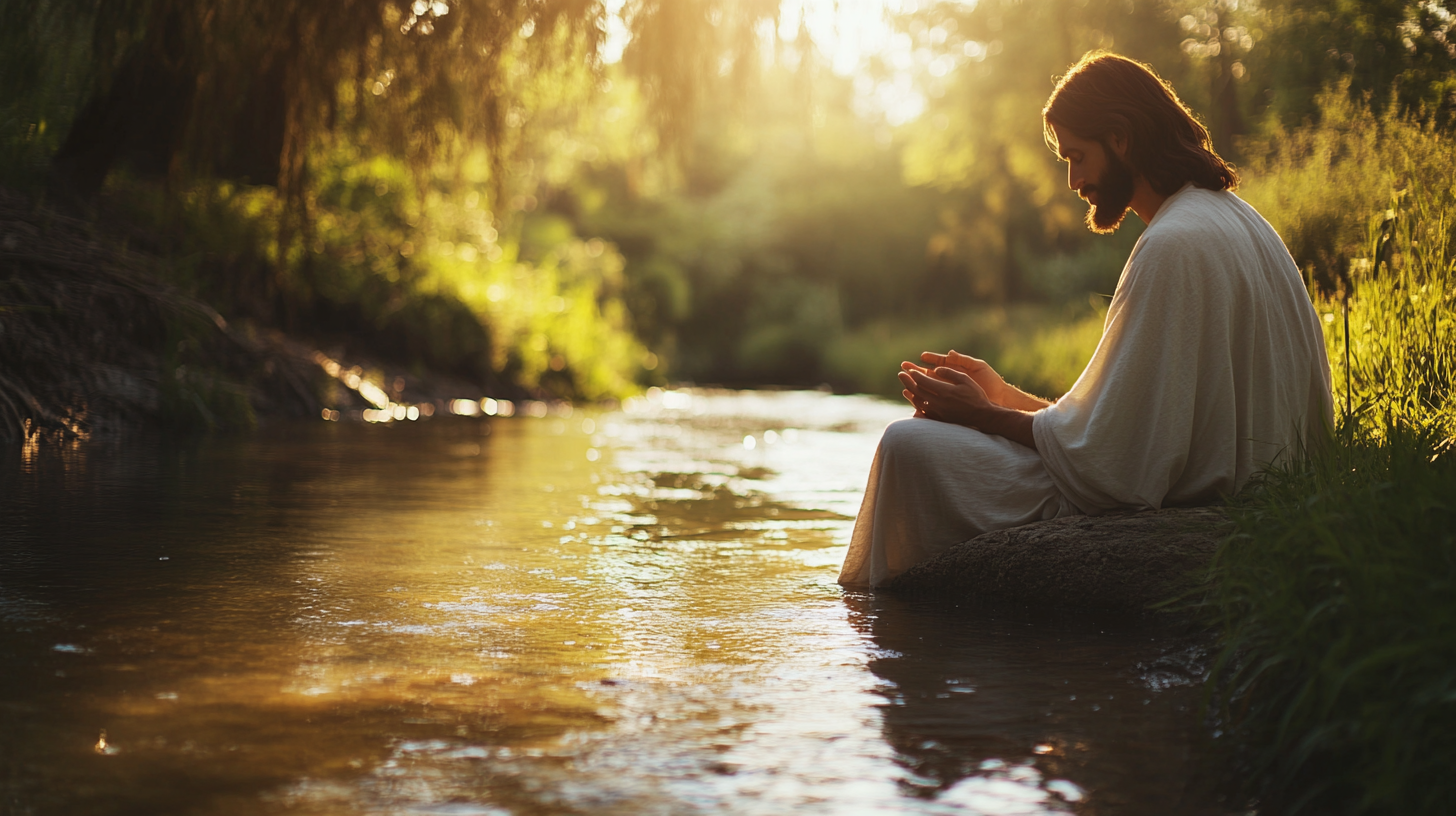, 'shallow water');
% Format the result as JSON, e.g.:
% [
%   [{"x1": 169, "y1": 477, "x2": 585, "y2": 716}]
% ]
[{"x1": 0, "y1": 390, "x2": 1230, "y2": 815}]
